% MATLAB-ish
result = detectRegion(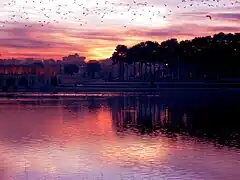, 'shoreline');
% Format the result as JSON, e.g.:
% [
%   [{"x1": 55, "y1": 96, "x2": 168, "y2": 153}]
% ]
[{"x1": 0, "y1": 81, "x2": 240, "y2": 94}]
